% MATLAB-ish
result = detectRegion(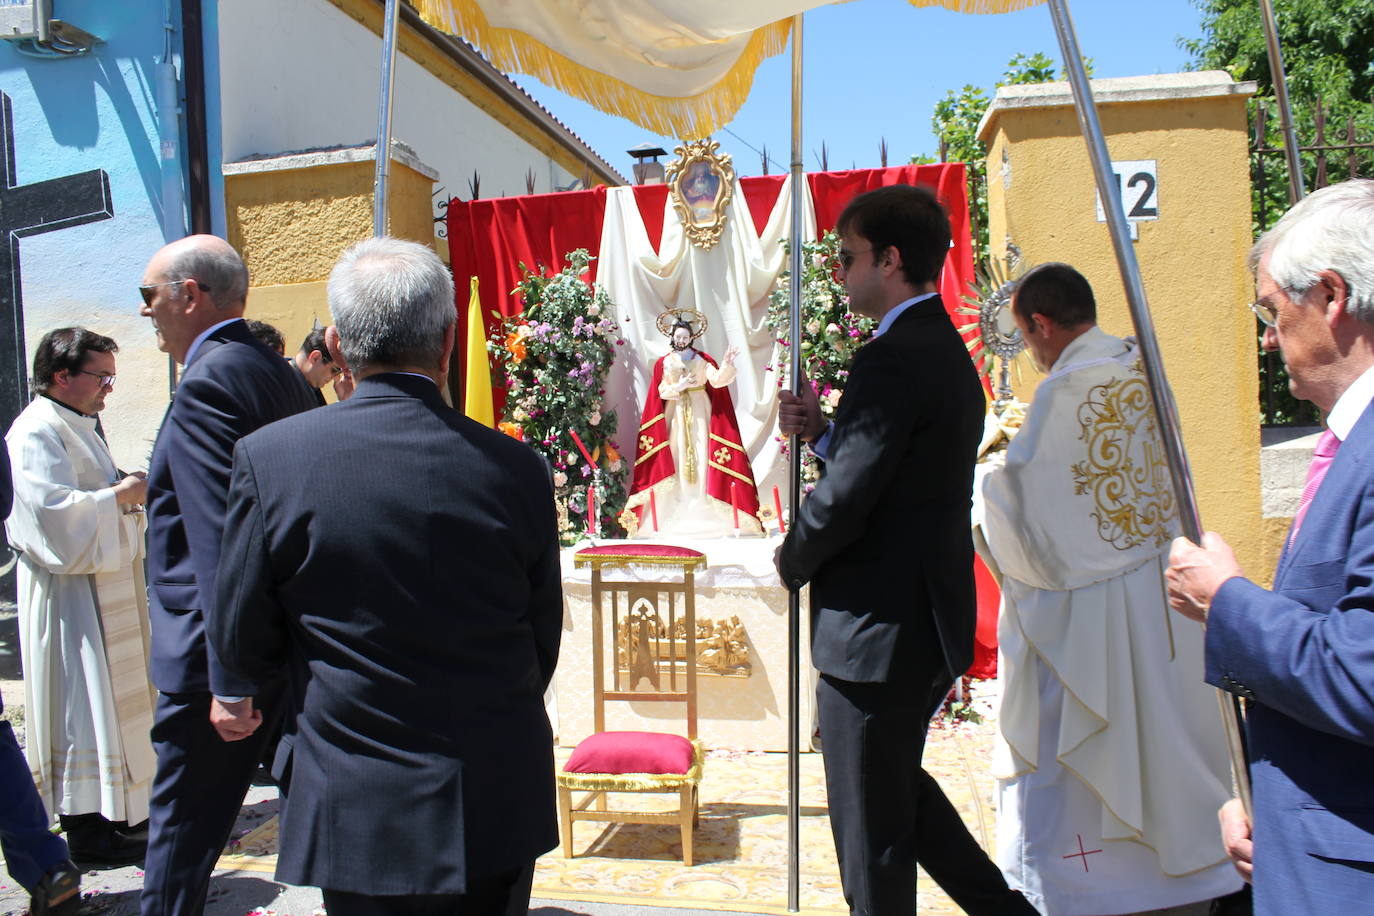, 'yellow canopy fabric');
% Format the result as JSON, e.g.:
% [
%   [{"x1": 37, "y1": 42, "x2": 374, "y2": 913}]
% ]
[{"x1": 411, "y1": 0, "x2": 1044, "y2": 139}]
